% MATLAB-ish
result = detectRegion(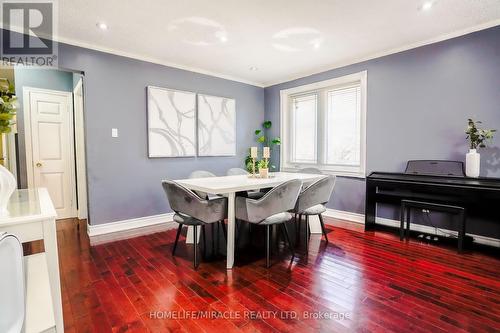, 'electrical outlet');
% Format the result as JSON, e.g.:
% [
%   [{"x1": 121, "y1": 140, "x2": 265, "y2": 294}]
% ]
[{"x1": 112, "y1": 128, "x2": 118, "y2": 138}]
